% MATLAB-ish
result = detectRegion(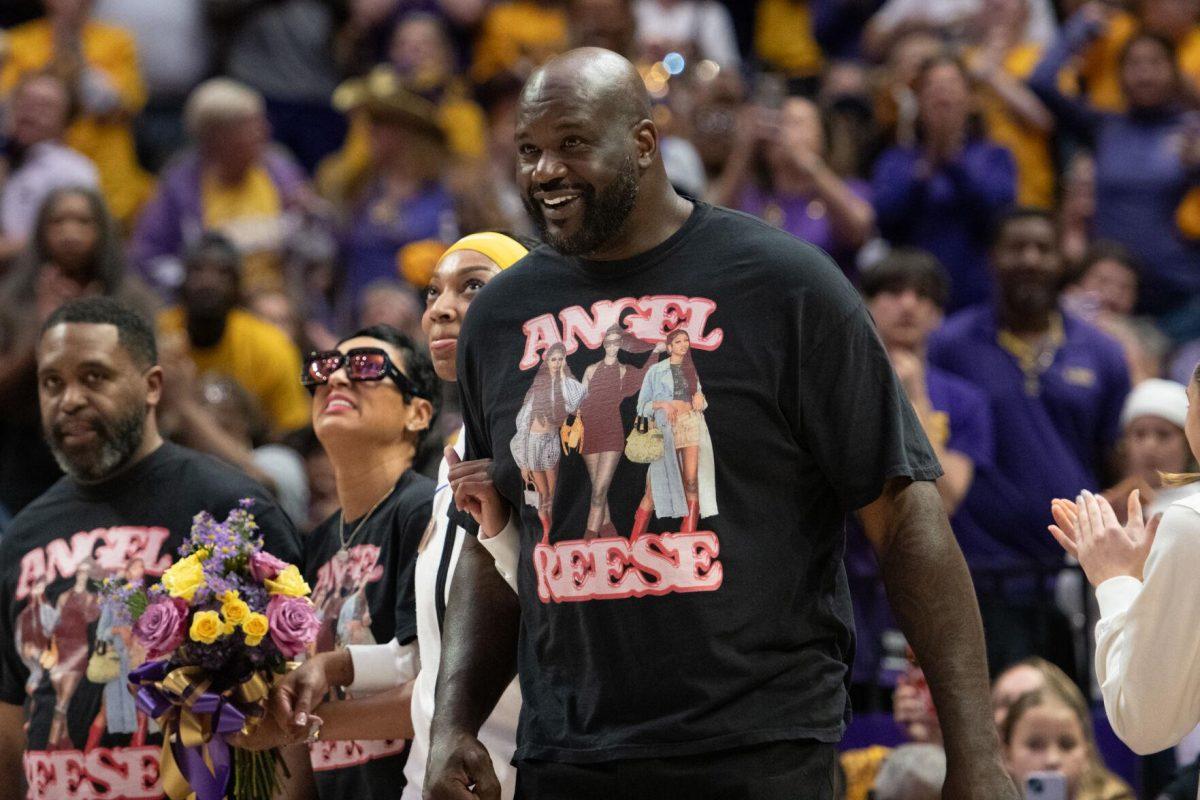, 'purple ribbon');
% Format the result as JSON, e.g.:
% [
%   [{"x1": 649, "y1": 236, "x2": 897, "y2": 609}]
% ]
[{"x1": 130, "y1": 659, "x2": 249, "y2": 800}]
